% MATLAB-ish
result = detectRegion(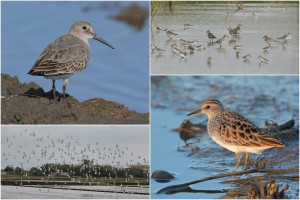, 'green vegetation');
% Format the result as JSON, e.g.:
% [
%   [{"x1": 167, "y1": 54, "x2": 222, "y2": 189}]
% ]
[{"x1": 2, "y1": 159, "x2": 149, "y2": 186}]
